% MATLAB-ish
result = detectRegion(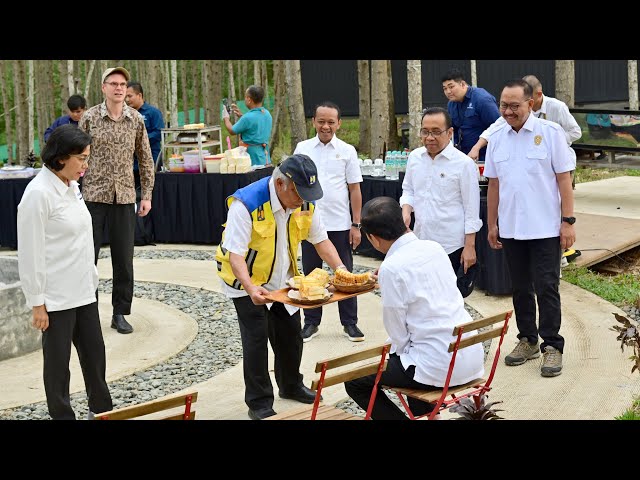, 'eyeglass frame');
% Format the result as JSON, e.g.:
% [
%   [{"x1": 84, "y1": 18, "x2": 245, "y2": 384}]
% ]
[
  {"x1": 104, "y1": 81, "x2": 128, "y2": 89},
  {"x1": 419, "y1": 128, "x2": 450, "y2": 138},
  {"x1": 69, "y1": 154, "x2": 89, "y2": 163},
  {"x1": 499, "y1": 99, "x2": 532, "y2": 112}
]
